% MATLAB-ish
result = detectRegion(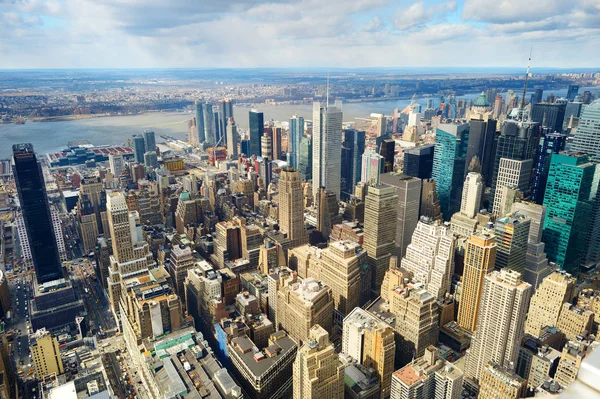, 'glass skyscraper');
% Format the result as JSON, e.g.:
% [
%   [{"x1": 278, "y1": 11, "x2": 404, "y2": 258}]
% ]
[
  {"x1": 531, "y1": 102, "x2": 566, "y2": 134},
  {"x1": 542, "y1": 152, "x2": 600, "y2": 271},
  {"x1": 530, "y1": 131, "x2": 567, "y2": 204},
  {"x1": 289, "y1": 115, "x2": 304, "y2": 168},
  {"x1": 490, "y1": 119, "x2": 539, "y2": 204},
  {"x1": 133, "y1": 135, "x2": 145, "y2": 164},
  {"x1": 143, "y1": 130, "x2": 156, "y2": 153},
  {"x1": 571, "y1": 99, "x2": 600, "y2": 162},
  {"x1": 194, "y1": 100, "x2": 206, "y2": 143},
  {"x1": 340, "y1": 129, "x2": 365, "y2": 200},
  {"x1": 467, "y1": 118, "x2": 497, "y2": 187},
  {"x1": 403, "y1": 144, "x2": 434, "y2": 179},
  {"x1": 432, "y1": 122, "x2": 470, "y2": 220},
  {"x1": 249, "y1": 110, "x2": 264, "y2": 157},
  {"x1": 298, "y1": 136, "x2": 312, "y2": 181},
  {"x1": 12, "y1": 144, "x2": 64, "y2": 284}
]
